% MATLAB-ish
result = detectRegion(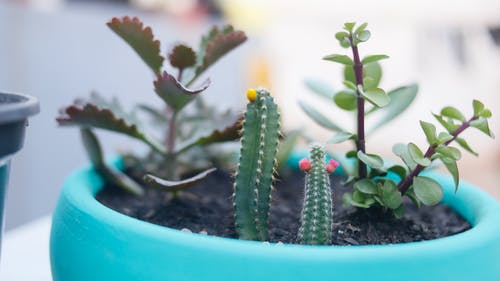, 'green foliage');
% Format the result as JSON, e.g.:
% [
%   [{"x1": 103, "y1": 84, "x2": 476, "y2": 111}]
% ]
[
  {"x1": 301, "y1": 21, "x2": 494, "y2": 217},
  {"x1": 234, "y1": 89, "x2": 280, "y2": 241},
  {"x1": 297, "y1": 145, "x2": 333, "y2": 245},
  {"x1": 58, "y1": 17, "x2": 247, "y2": 194}
]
